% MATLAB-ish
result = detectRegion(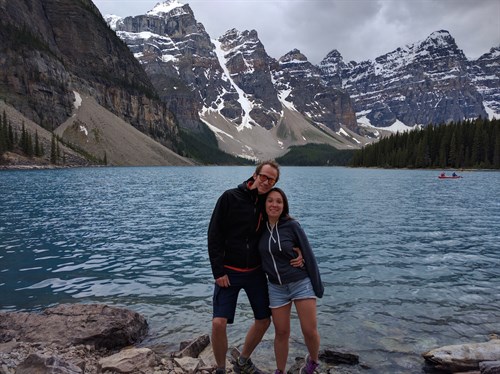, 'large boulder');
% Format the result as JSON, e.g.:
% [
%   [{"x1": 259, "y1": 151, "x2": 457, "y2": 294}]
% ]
[
  {"x1": 0, "y1": 304, "x2": 148, "y2": 350},
  {"x1": 422, "y1": 339, "x2": 500, "y2": 372}
]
